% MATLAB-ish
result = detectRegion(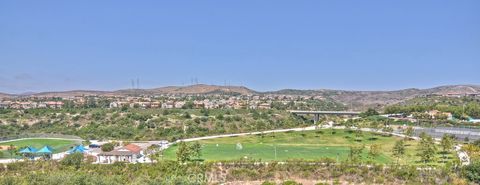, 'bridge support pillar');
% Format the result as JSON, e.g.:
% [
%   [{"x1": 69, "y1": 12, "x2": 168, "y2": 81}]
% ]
[{"x1": 313, "y1": 114, "x2": 319, "y2": 124}]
